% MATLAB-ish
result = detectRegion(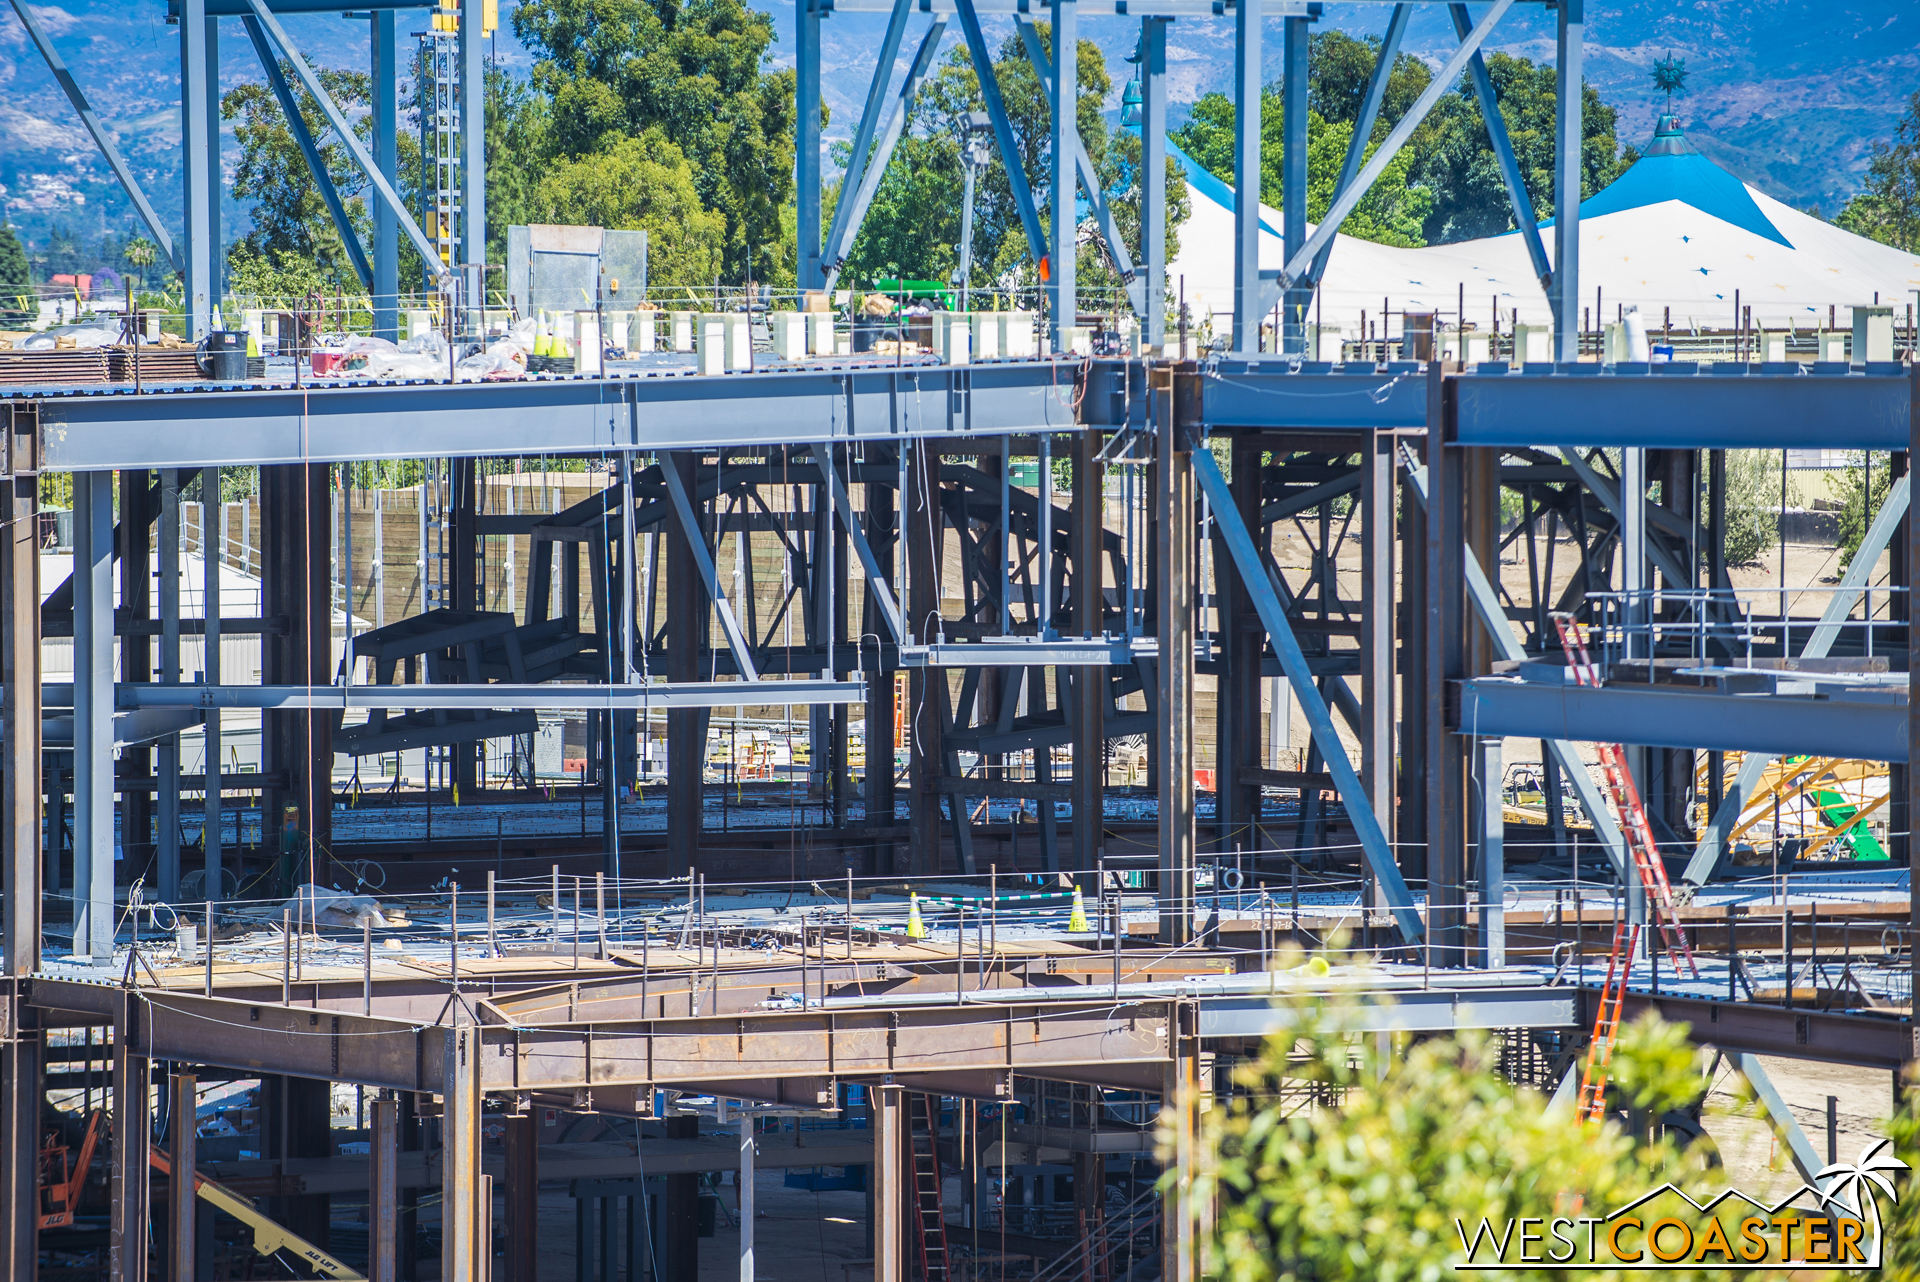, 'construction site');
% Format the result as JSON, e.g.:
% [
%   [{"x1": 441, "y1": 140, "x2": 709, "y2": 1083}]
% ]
[{"x1": 2, "y1": 0, "x2": 1920, "y2": 1278}]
